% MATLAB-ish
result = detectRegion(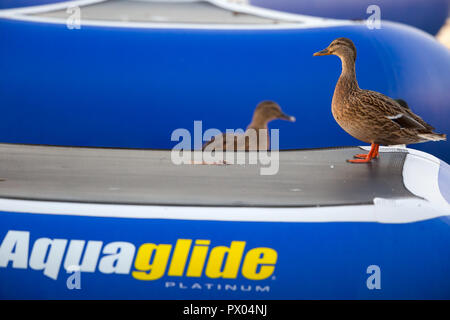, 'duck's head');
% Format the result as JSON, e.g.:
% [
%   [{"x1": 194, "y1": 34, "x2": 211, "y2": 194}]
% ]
[
  {"x1": 313, "y1": 37, "x2": 357, "y2": 62},
  {"x1": 254, "y1": 101, "x2": 296, "y2": 123}
]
